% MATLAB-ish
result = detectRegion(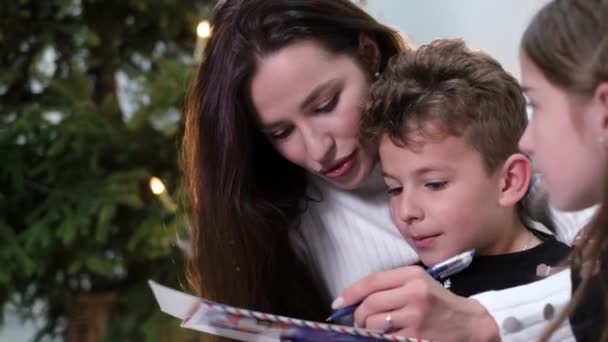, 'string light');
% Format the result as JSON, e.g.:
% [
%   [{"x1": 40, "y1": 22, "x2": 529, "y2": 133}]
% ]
[
  {"x1": 196, "y1": 21, "x2": 211, "y2": 39},
  {"x1": 194, "y1": 20, "x2": 211, "y2": 63},
  {"x1": 149, "y1": 176, "x2": 177, "y2": 212},
  {"x1": 149, "y1": 177, "x2": 166, "y2": 195}
]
